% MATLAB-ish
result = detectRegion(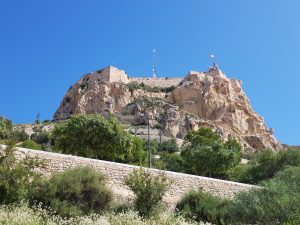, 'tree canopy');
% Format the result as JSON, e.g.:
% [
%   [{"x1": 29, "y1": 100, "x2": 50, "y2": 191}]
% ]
[
  {"x1": 52, "y1": 114, "x2": 145, "y2": 163},
  {"x1": 181, "y1": 128, "x2": 241, "y2": 177},
  {"x1": 0, "y1": 116, "x2": 13, "y2": 140}
]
